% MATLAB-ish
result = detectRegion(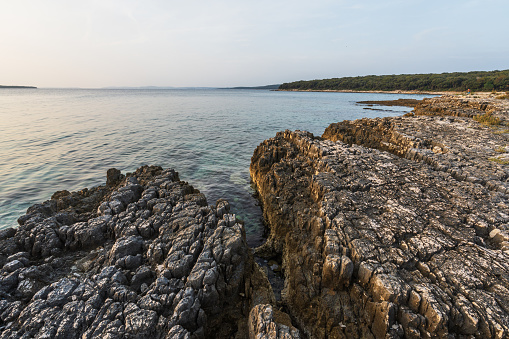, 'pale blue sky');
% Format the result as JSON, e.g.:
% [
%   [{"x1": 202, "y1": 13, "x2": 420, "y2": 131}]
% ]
[{"x1": 2, "y1": 0, "x2": 508, "y2": 88}]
